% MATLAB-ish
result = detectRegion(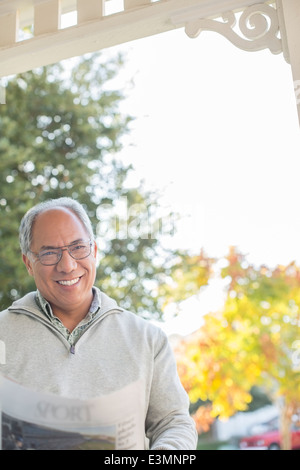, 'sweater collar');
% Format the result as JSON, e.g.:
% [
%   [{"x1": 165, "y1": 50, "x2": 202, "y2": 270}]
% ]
[
  {"x1": 35, "y1": 287, "x2": 102, "y2": 321},
  {"x1": 8, "y1": 288, "x2": 122, "y2": 319}
]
